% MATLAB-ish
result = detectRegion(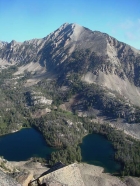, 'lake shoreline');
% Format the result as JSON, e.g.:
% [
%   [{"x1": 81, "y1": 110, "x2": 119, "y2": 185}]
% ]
[{"x1": 0, "y1": 126, "x2": 31, "y2": 137}]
